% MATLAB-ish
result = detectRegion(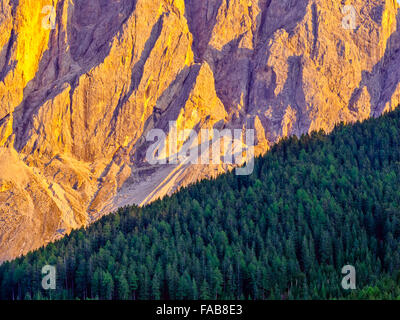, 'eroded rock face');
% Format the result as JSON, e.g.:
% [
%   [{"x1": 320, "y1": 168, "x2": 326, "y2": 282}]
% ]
[{"x1": 0, "y1": 0, "x2": 400, "y2": 261}]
